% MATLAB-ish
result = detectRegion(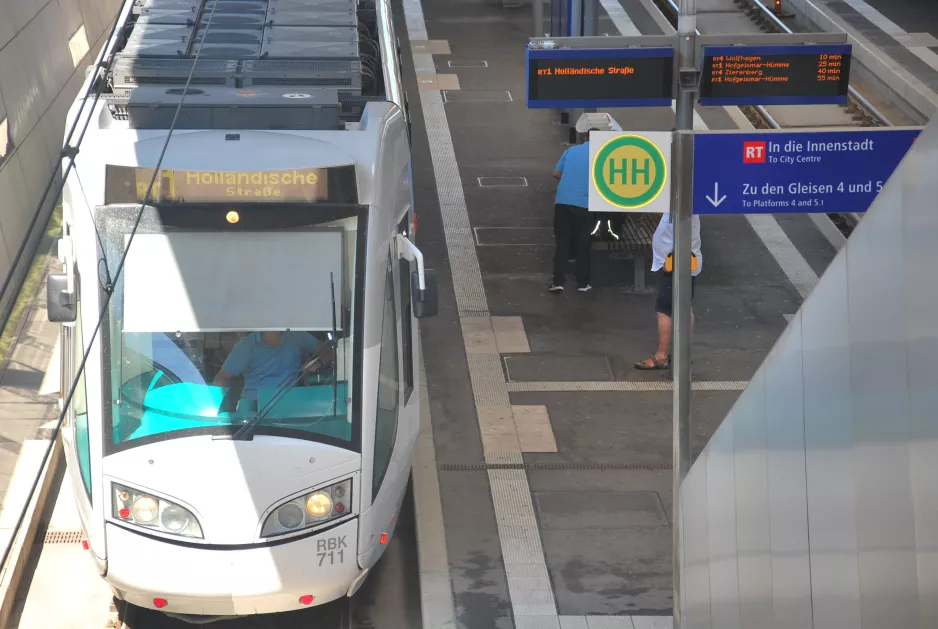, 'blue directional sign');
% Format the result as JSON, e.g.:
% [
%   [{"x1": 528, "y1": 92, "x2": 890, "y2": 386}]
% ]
[{"x1": 693, "y1": 129, "x2": 921, "y2": 215}]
